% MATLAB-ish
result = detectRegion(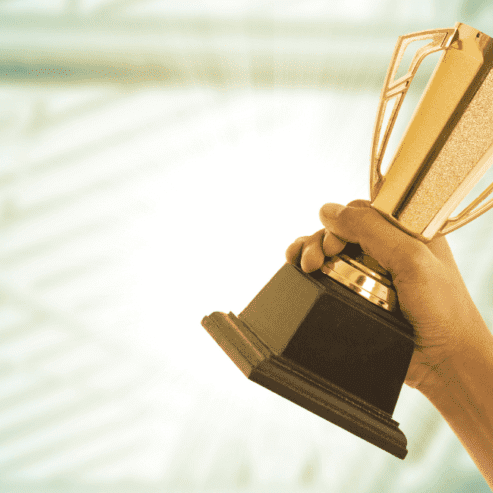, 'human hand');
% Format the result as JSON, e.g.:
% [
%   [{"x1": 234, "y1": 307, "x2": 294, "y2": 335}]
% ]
[{"x1": 285, "y1": 200, "x2": 490, "y2": 396}]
